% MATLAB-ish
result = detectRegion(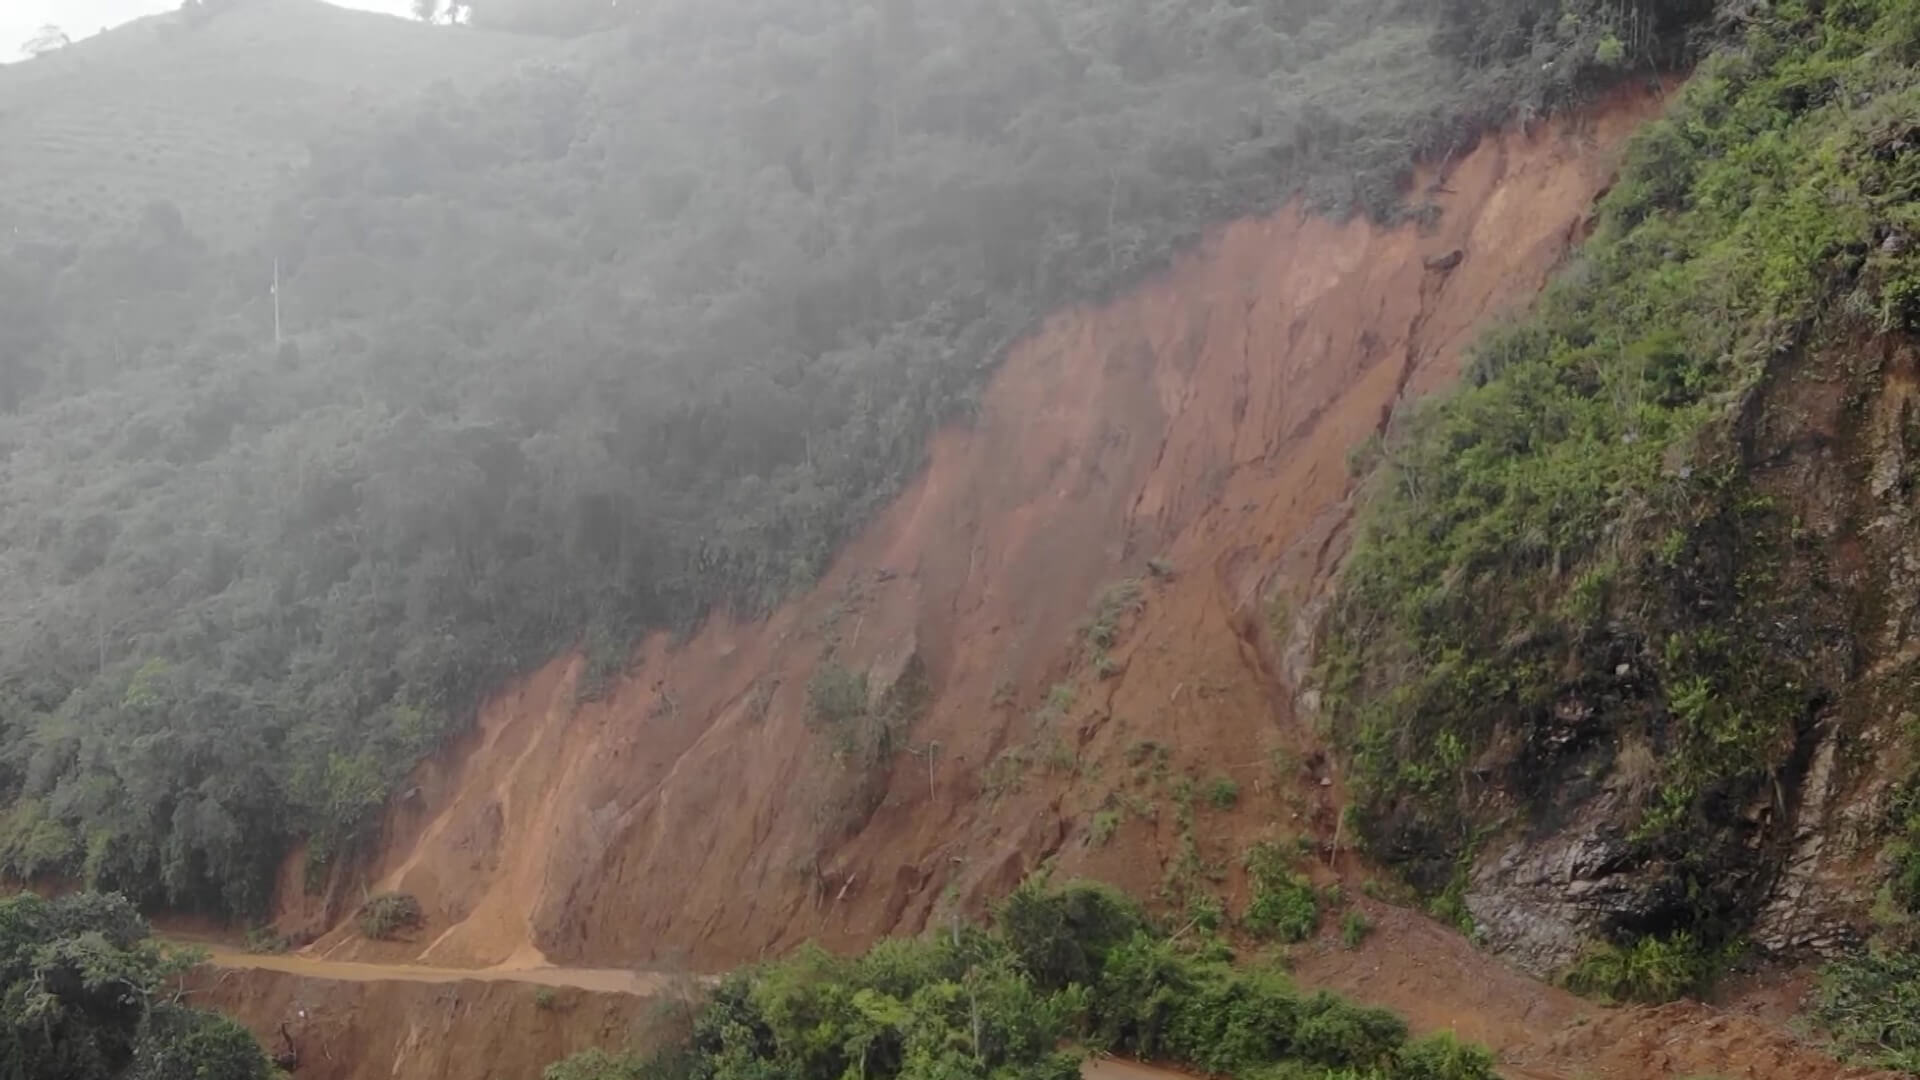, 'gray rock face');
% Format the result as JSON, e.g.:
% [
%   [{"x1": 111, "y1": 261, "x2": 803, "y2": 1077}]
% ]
[
  {"x1": 1467, "y1": 789, "x2": 1662, "y2": 976},
  {"x1": 1462, "y1": 344, "x2": 1920, "y2": 972}
]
